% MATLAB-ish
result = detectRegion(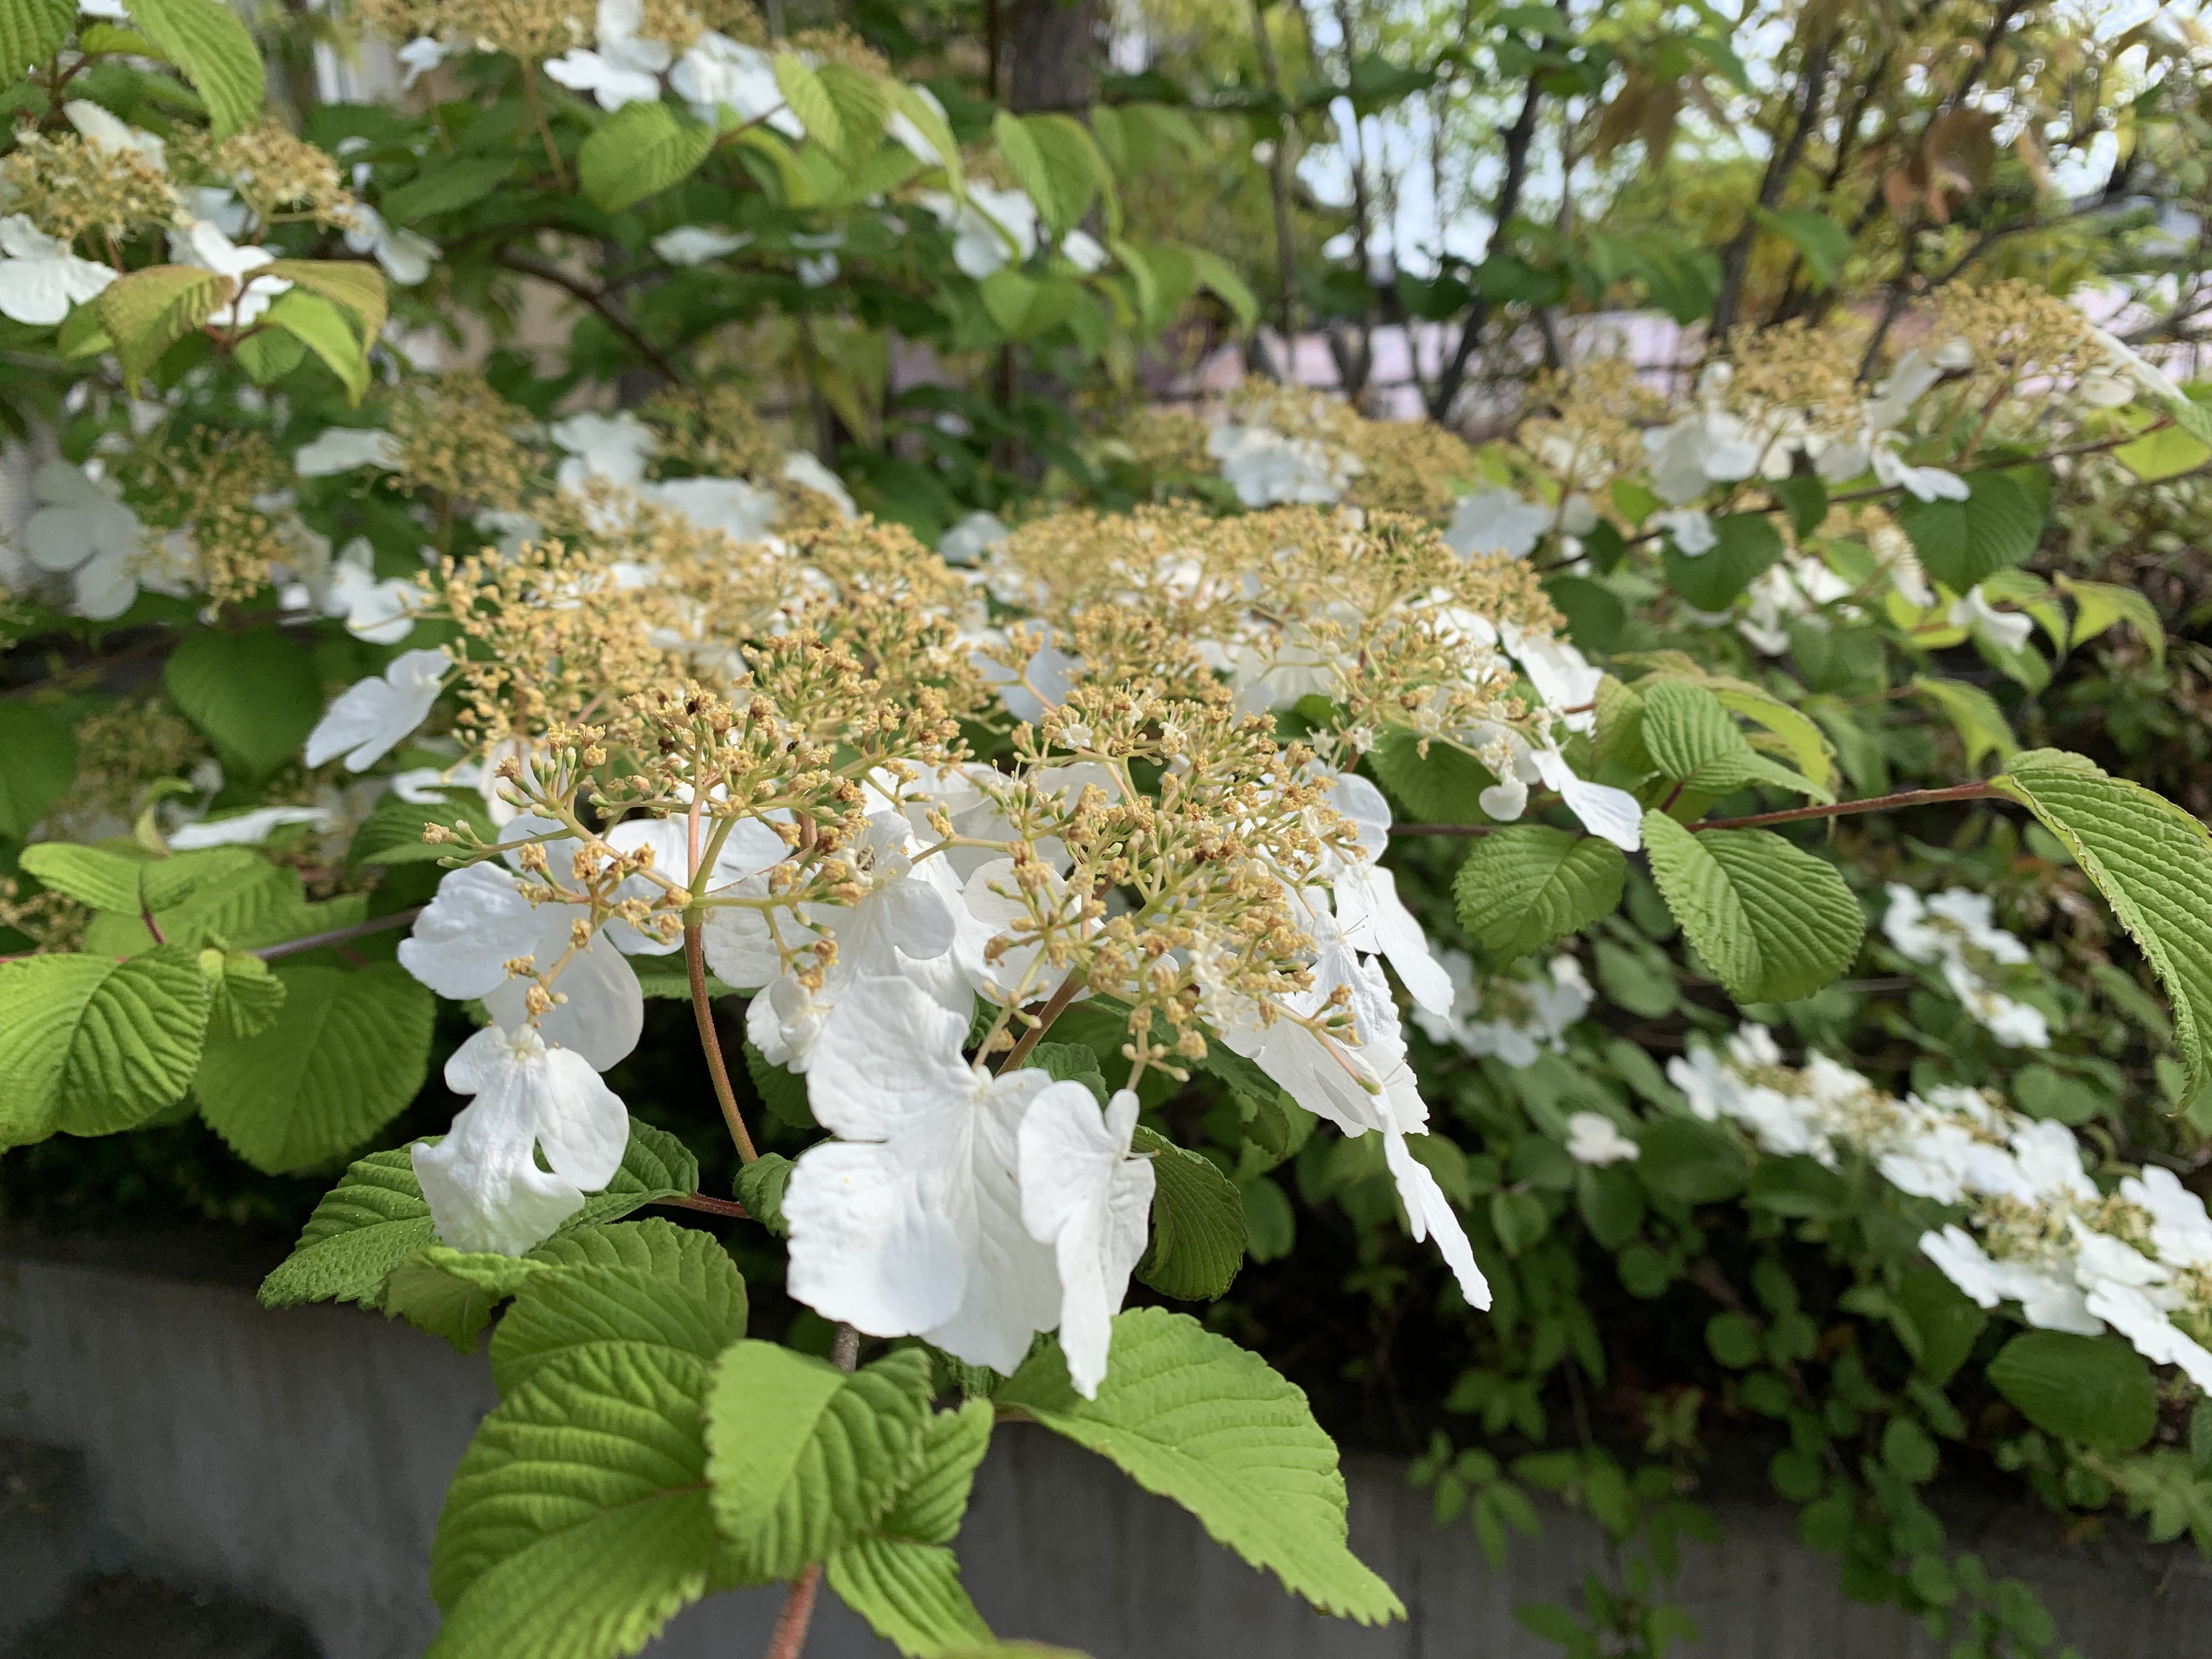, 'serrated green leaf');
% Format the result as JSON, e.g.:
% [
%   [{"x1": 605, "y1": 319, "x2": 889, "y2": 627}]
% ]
[
  {"x1": 990, "y1": 110, "x2": 1053, "y2": 225},
  {"x1": 735, "y1": 1151, "x2": 793, "y2": 1235},
  {"x1": 262, "y1": 259, "x2": 387, "y2": 345},
  {"x1": 1025, "y1": 1040, "x2": 1107, "y2": 1104},
  {"x1": 19, "y1": 843, "x2": 146, "y2": 913},
  {"x1": 2, "y1": 0, "x2": 77, "y2": 77},
  {"x1": 257, "y1": 1118, "x2": 700, "y2": 1310},
  {"x1": 427, "y1": 1345, "x2": 721, "y2": 1657},
  {"x1": 1640, "y1": 814, "x2": 1864, "y2": 1004},
  {"x1": 1910, "y1": 674, "x2": 2016, "y2": 769},
  {"x1": 1992, "y1": 749, "x2": 2212, "y2": 1094},
  {"x1": 1987, "y1": 1331, "x2": 2155, "y2": 1452},
  {"x1": 996, "y1": 1307, "x2": 1403, "y2": 1623},
  {"x1": 98, "y1": 263, "x2": 228, "y2": 382},
  {"x1": 579, "y1": 99, "x2": 716, "y2": 212},
  {"x1": 1132, "y1": 1125, "x2": 1243, "y2": 1301},
  {"x1": 0, "y1": 703, "x2": 76, "y2": 839},
  {"x1": 349, "y1": 789, "x2": 497, "y2": 867},
  {"x1": 1365, "y1": 729, "x2": 1496, "y2": 824},
  {"x1": 199, "y1": 946, "x2": 286, "y2": 1039},
  {"x1": 1896, "y1": 471, "x2": 2042, "y2": 591},
  {"x1": 828, "y1": 1536, "x2": 995, "y2": 1658},
  {"x1": 129, "y1": 0, "x2": 263, "y2": 135},
  {"x1": 1453, "y1": 825, "x2": 1627, "y2": 960},
  {"x1": 743, "y1": 1039, "x2": 815, "y2": 1128},
  {"x1": 491, "y1": 1218, "x2": 747, "y2": 1392},
  {"x1": 814, "y1": 60, "x2": 889, "y2": 160},
  {"x1": 381, "y1": 156, "x2": 514, "y2": 221},
  {"x1": 1662, "y1": 513, "x2": 1783, "y2": 608},
  {"x1": 383, "y1": 1253, "x2": 511, "y2": 1353},
  {"x1": 1640, "y1": 680, "x2": 1750, "y2": 787},
  {"x1": 774, "y1": 53, "x2": 841, "y2": 151},
  {"x1": 878, "y1": 1399, "x2": 992, "y2": 1545},
  {"x1": 0, "y1": 945, "x2": 209, "y2": 1143},
  {"x1": 263, "y1": 286, "x2": 368, "y2": 402},
  {"x1": 1021, "y1": 113, "x2": 1104, "y2": 235},
  {"x1": 165, "y1": 628, "x2": 321, "y2": 778},
  {"x1": 194, "y1": 962, "x2": 433, "y2": 1172},
  {"x1": 2057, "y1": 574, "x2": 2165, "y2": 667},
  {"x1": 706, "y1": 1343, "x2": 935, "y2": 1581}
]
